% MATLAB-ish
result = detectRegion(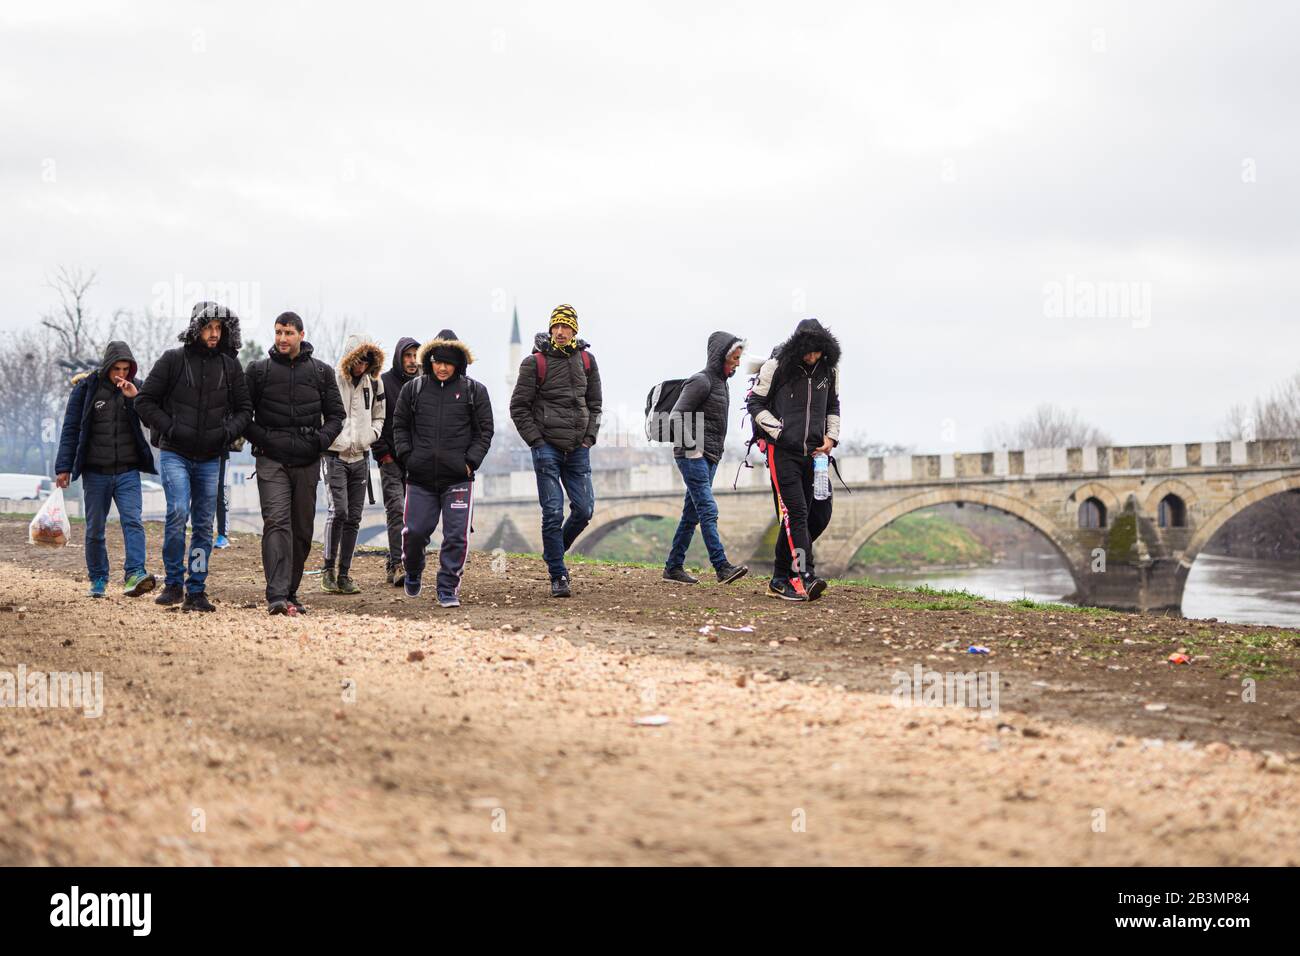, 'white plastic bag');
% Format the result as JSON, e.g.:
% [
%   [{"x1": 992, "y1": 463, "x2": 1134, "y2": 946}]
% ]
[{"x1": 29, "y1": 487, "x2": 71, "y2": 547}]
